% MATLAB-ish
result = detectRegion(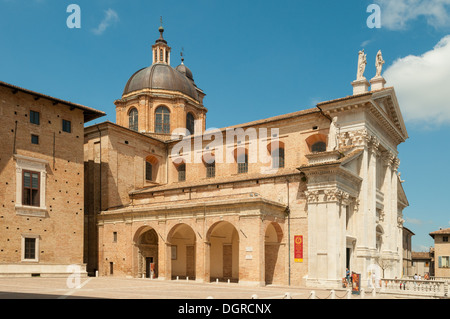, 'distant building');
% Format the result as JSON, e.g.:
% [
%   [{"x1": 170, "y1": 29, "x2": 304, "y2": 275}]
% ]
[
  {"x1": 429, "y1": 227, "x2": 450, "y2": 278},
  {"x1": 411, "y1": 251, "x2": 432, "y2": 277},
  {"x1": 0, "y1": 81, "x2": 104, "y2": 277}
]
